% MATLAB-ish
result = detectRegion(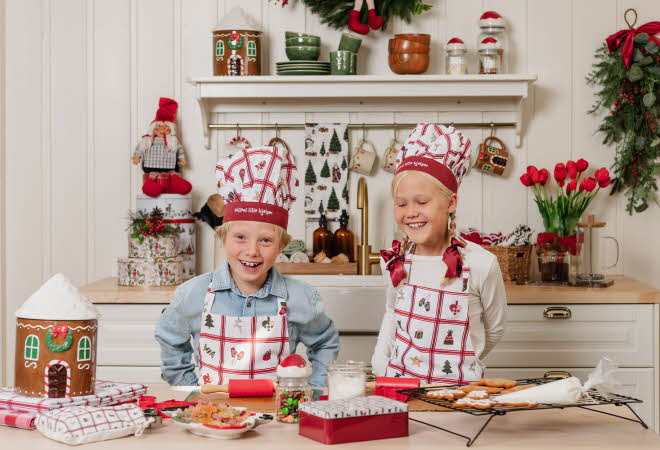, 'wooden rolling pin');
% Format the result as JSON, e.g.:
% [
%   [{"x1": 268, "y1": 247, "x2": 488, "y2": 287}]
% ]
[{"x1": 201, "y1": 379, "x2": 275, "y2": 397}]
